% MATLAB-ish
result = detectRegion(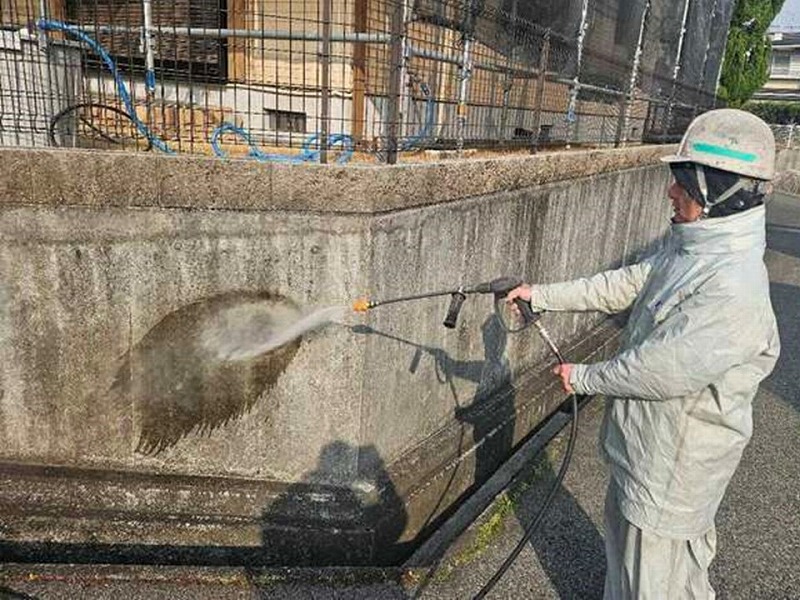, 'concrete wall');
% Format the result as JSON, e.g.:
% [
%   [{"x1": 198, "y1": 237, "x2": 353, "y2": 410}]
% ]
[
  {"x1": 777, "y1": 147, "x2": 800, "y2": 173},
  {"x1": 0, "y1": 145, "x2": 673, "y2": 566}
]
